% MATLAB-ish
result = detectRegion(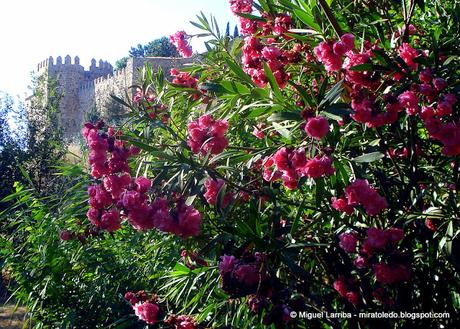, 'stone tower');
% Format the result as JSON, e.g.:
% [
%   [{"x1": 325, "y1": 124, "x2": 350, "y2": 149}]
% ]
[
  {"x1": 33, "y1": 56, "x2": 192, "y2": 139},
  {"x1": 35, "y1": 55, "x2": 113, "y2": 138}
]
